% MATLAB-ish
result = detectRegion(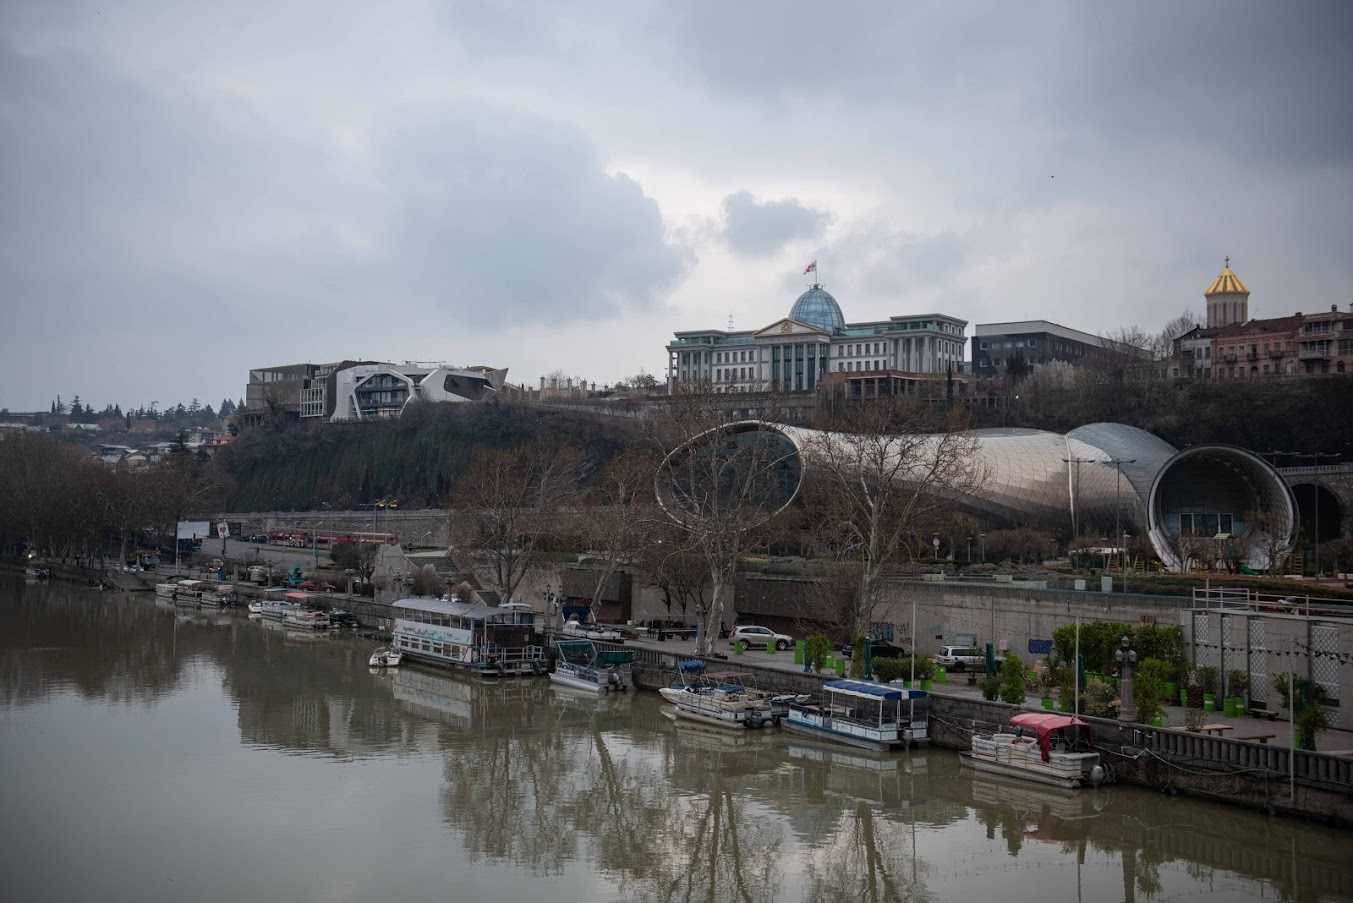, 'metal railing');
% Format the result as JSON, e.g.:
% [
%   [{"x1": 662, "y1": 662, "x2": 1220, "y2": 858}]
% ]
[{"x1": 1191, "y1": 586, "x2": 1353, "y2": 619}]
